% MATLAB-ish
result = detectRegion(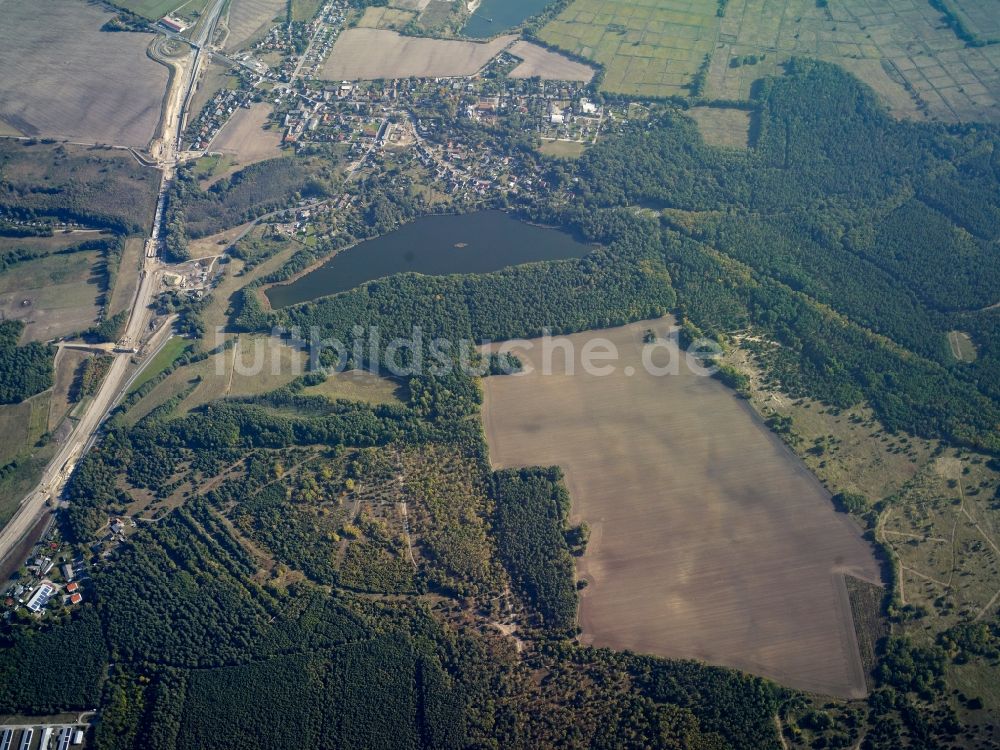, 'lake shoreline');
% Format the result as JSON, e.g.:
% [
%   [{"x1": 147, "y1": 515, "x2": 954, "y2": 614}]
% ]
[{"x1": 265, "y1": 210, "x2": 594, "y2": 309}]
